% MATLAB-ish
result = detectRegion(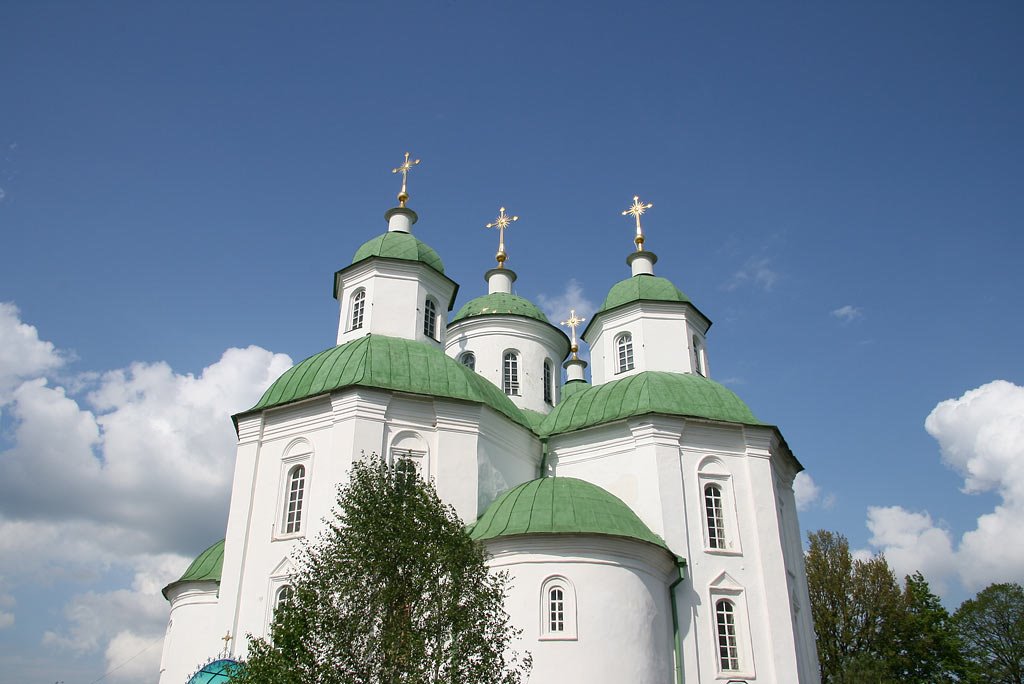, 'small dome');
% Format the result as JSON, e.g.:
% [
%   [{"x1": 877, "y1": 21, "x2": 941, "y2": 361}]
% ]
[
  {"x1": 471, "y1": 477, "x2": 669, "y2": 551},
  {"x1": 451, "y1": 292, "x2": 550, "y2": 324},
  {"x1": 240, "y1": 334, "x2": 530, "y2": 430},
  {"x1": 186, "y1": 659, "x2": 241, "y2": 684},
  {"x1": 352, "y1": 232, "x2": 445, "y2": 274},
  {"x1": 539, "y1": 371, "x2": 763, "y2": 436},
  {"x1": 162, "y1": 539, "x2": 225, "y2": 599},
  {"x1": 597, "y1": 274, "x2": 689, "y2": 314}
]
